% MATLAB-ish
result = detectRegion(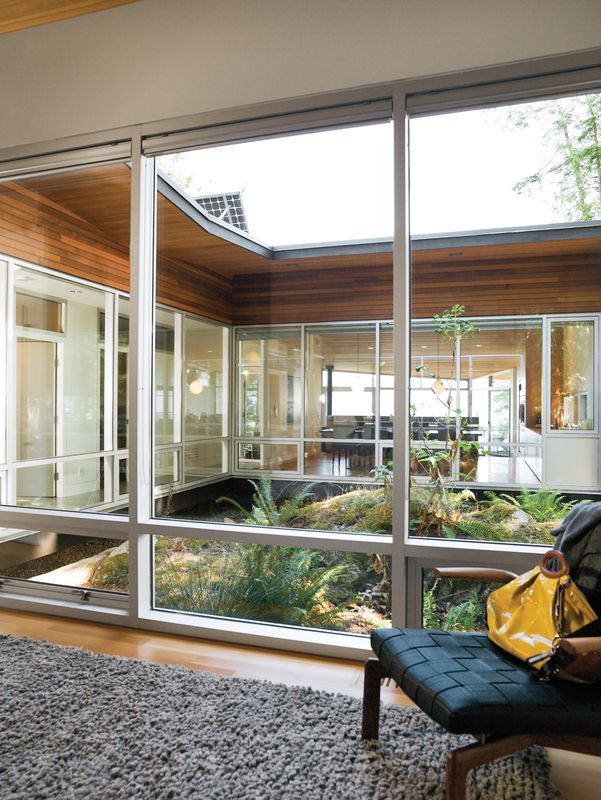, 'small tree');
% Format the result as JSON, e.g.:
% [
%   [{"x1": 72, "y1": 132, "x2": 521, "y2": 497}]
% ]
[
  {"x1": 415, "y1": 304, "x2": 479, "y2": 464},
  {"x1": 412, "y1": 306, "x2": 480, "y2": 534}
]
